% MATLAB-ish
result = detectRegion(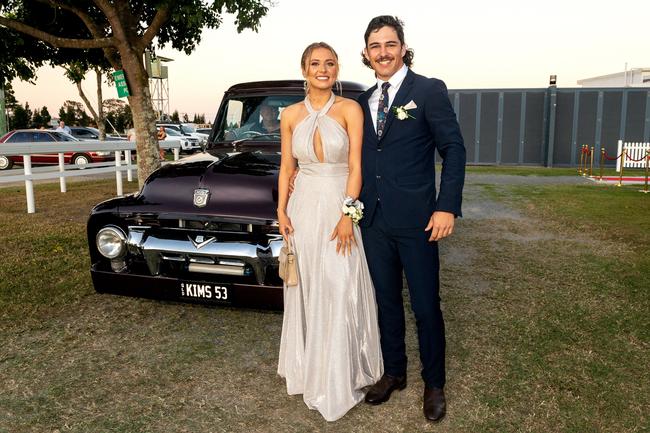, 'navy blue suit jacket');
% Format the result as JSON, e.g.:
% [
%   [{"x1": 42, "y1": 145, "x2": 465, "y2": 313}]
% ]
[{"x1": 357, "y1": 69, "x2": 466, "y2": 229}]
